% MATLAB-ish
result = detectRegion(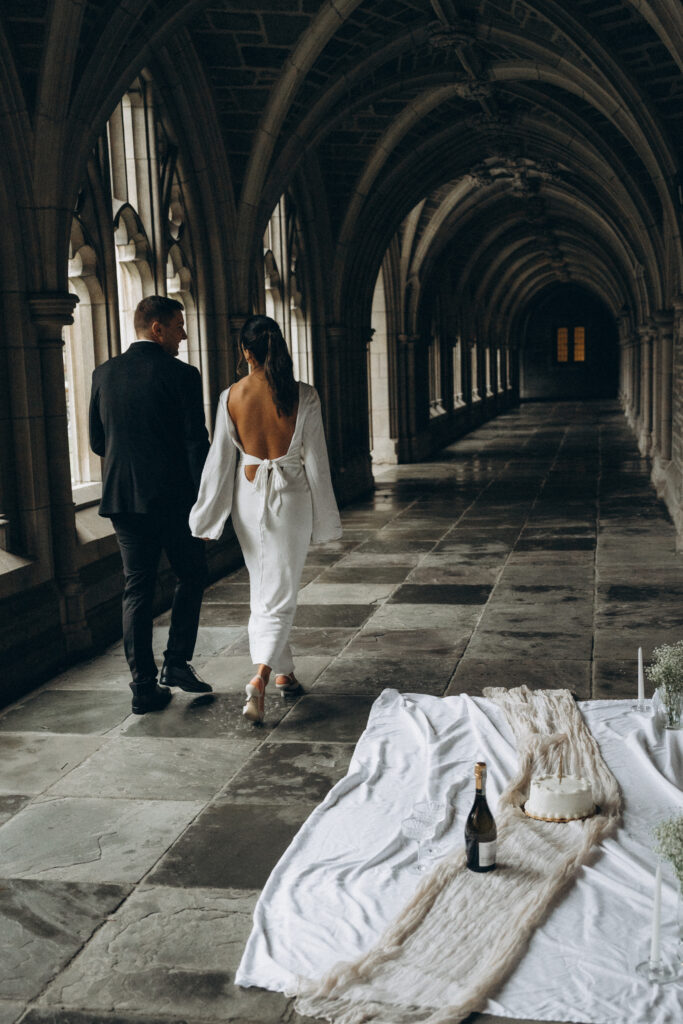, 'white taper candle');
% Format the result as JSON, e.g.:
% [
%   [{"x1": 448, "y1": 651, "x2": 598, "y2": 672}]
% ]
[
  {"x1": 637, "y1": 647, "x2": 644, "y2": 702},
  {"x1": 649, "y1": 861, "x2": 662, "y2": 963}
]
